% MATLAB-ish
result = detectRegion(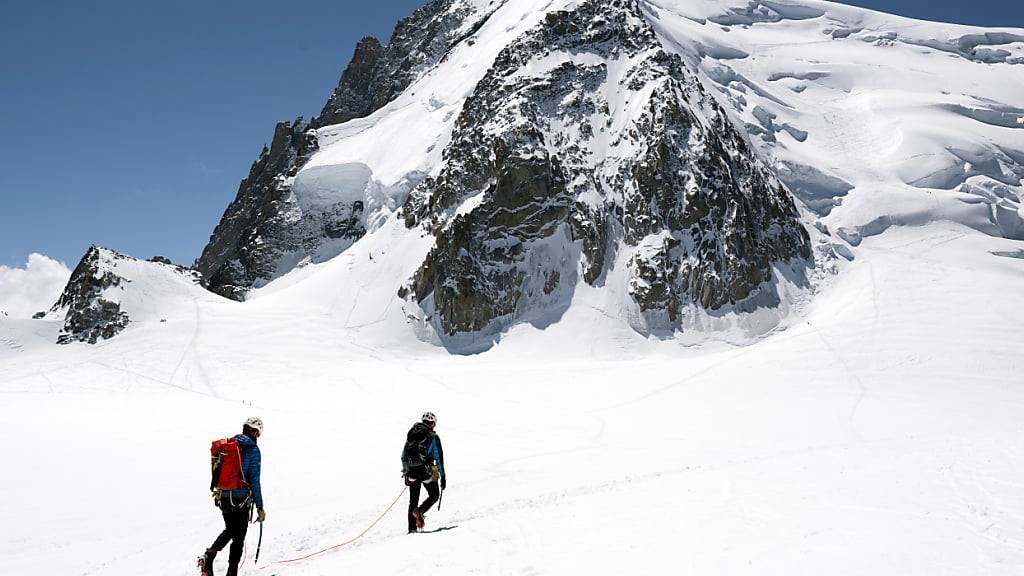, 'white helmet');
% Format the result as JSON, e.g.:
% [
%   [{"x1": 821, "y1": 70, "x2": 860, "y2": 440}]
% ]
[
  {"x1": 421, "y1": 411, "x2": 437, "y2": 424},
  {"x1": 244, "y1": 416, "x2": 264, "y2": 434}
]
